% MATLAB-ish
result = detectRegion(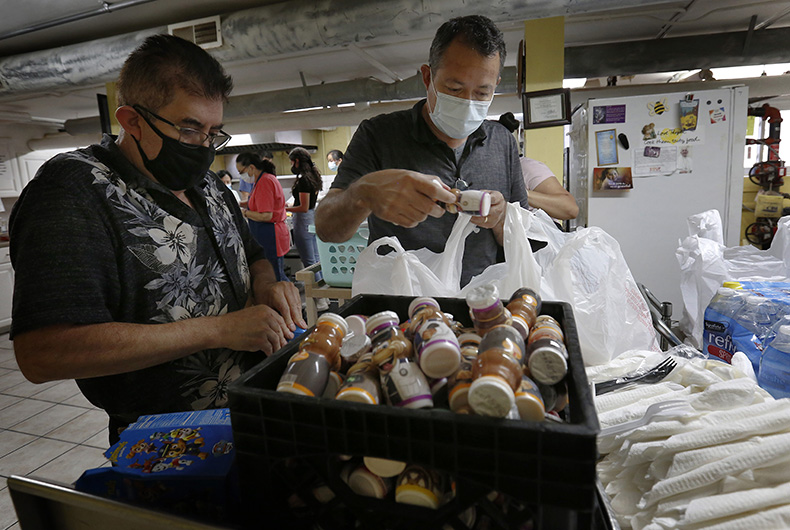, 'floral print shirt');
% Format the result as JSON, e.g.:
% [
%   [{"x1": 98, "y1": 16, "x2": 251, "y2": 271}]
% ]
[{"x1": 10, "y1": 135, "x2": 266, "y2": 437}]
